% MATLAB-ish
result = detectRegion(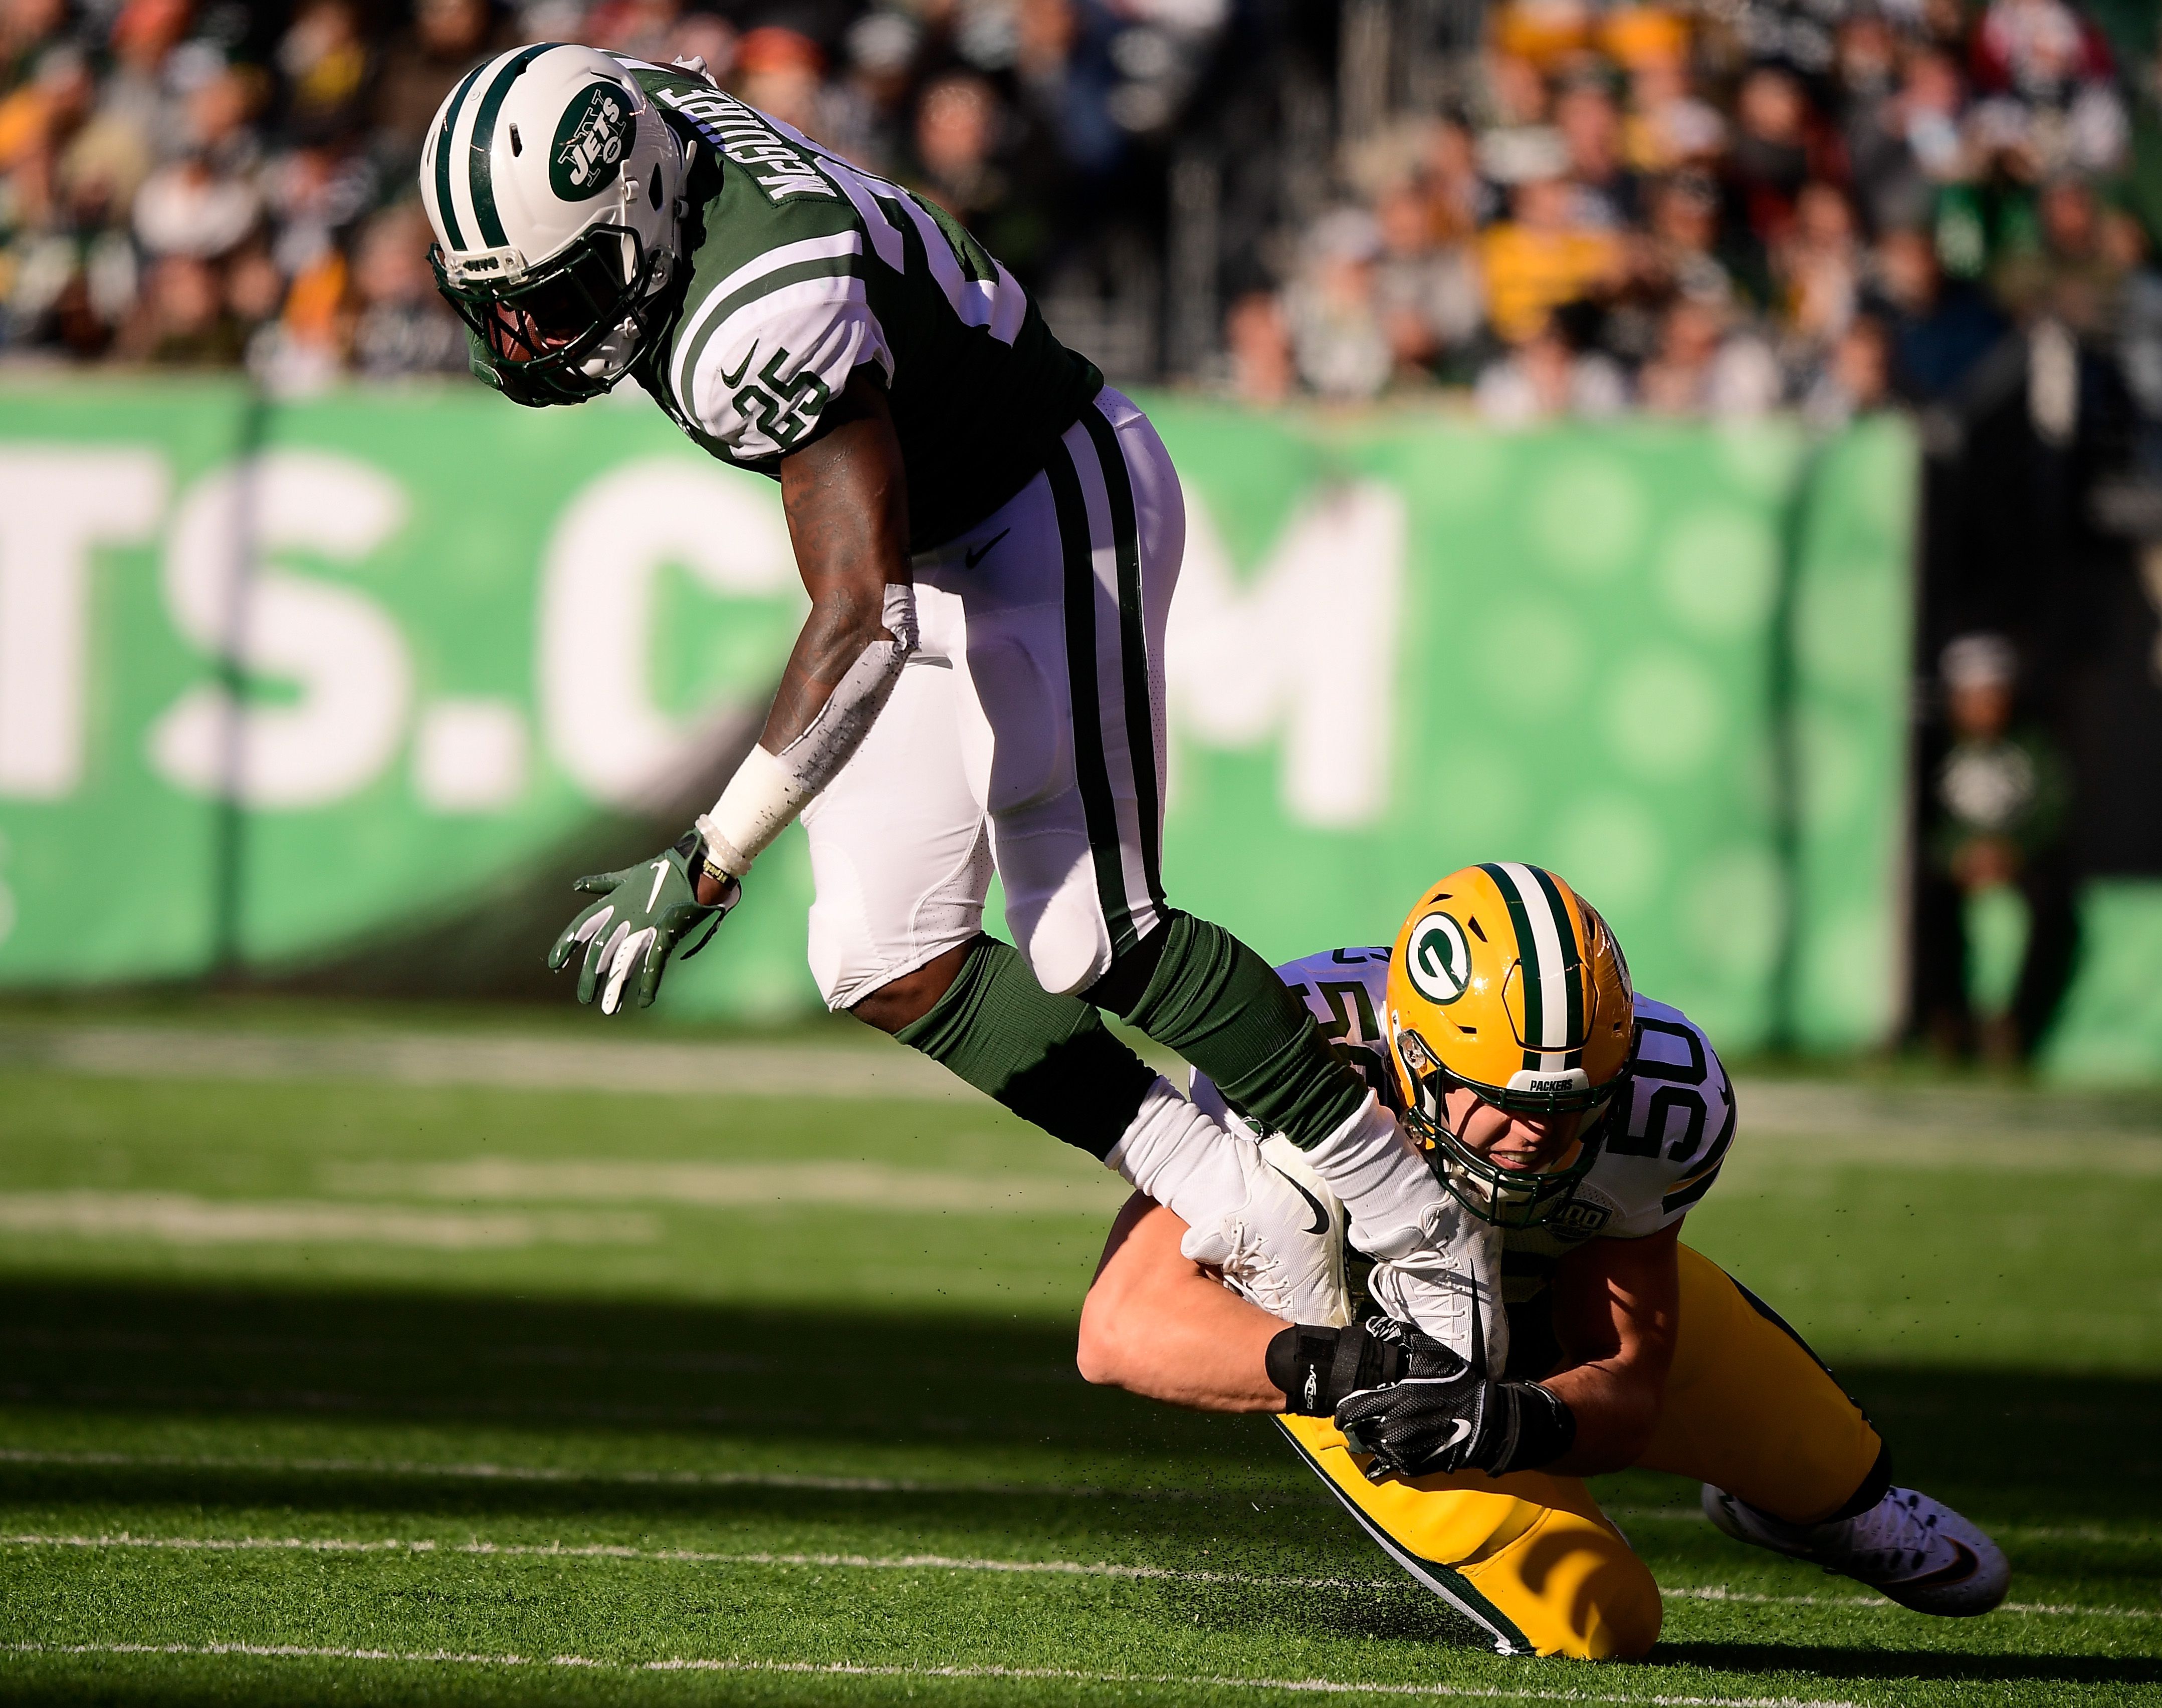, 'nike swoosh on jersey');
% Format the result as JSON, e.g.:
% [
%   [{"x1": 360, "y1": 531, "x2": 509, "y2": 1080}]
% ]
[
  {"x1": 1269, "y1": 1165, "x2": 1332, "y2": 1237},
  {"x1": 1889, "y1": 1540, "x2": 1980, "y2": 1589},
  {"x1": 963, "y1": 527, "x2": 1010, "y2": 568},
  {"x1": 718, "y1": 346, "x2": 755, "y2": 387}
]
